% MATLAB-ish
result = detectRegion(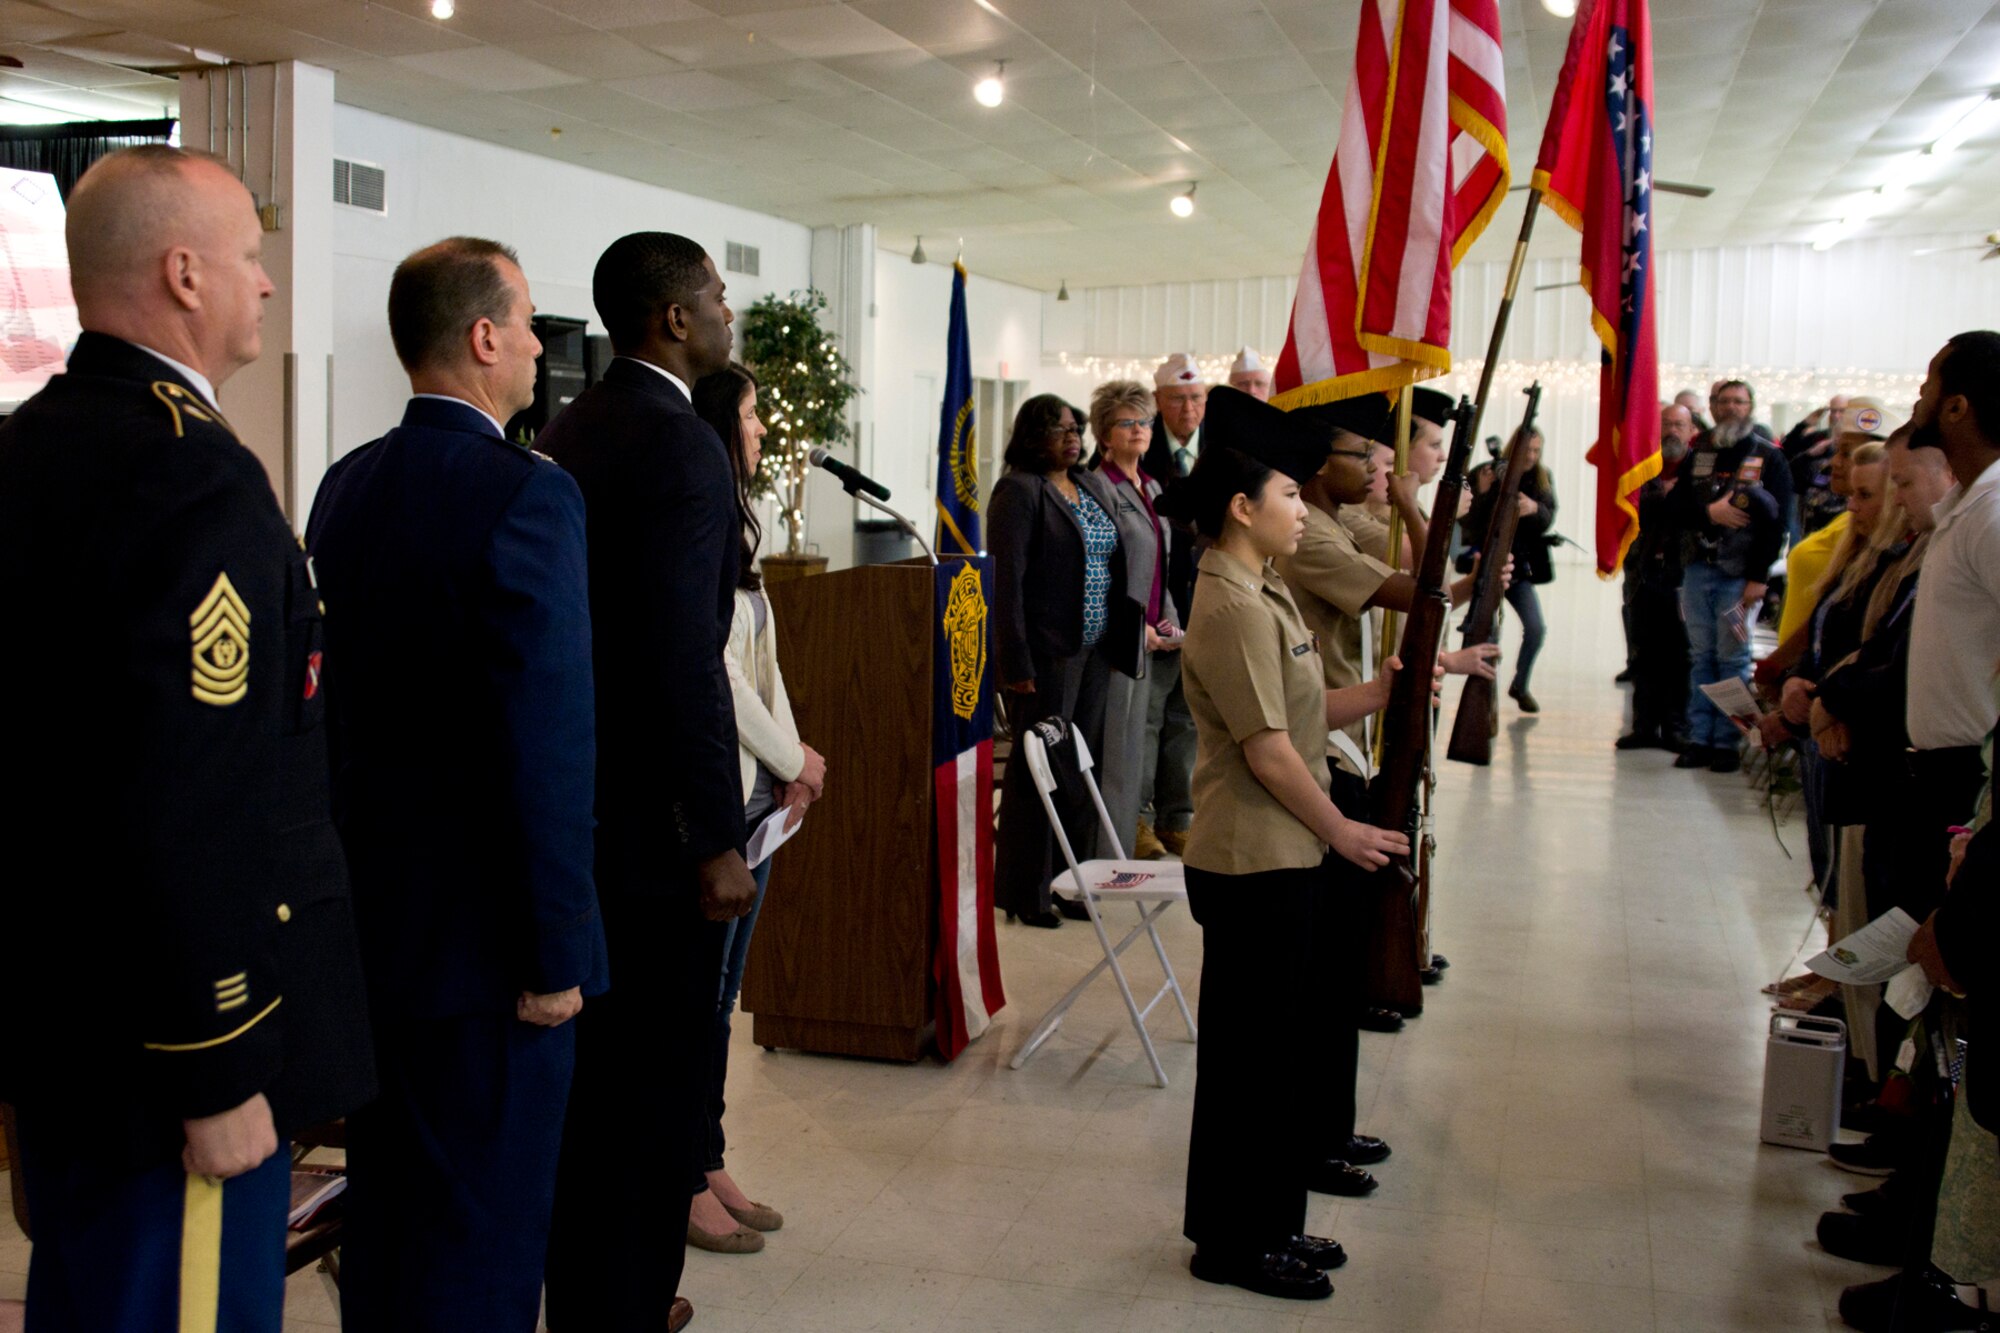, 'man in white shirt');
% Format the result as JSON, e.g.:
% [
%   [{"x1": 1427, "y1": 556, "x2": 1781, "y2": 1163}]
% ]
[{"x1": 1136, "y1": 353, "x2": 1207, "y2": 856}]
